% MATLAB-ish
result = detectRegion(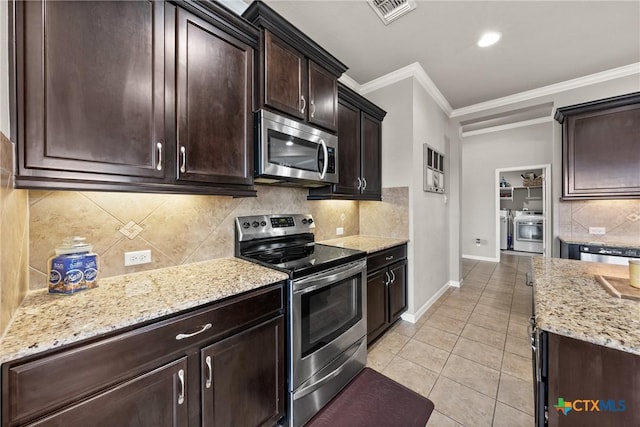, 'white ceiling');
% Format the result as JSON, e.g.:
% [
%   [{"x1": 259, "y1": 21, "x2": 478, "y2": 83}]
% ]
[{"x1": 261, "y1": 1, "x2": 640, "y2": 111}]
